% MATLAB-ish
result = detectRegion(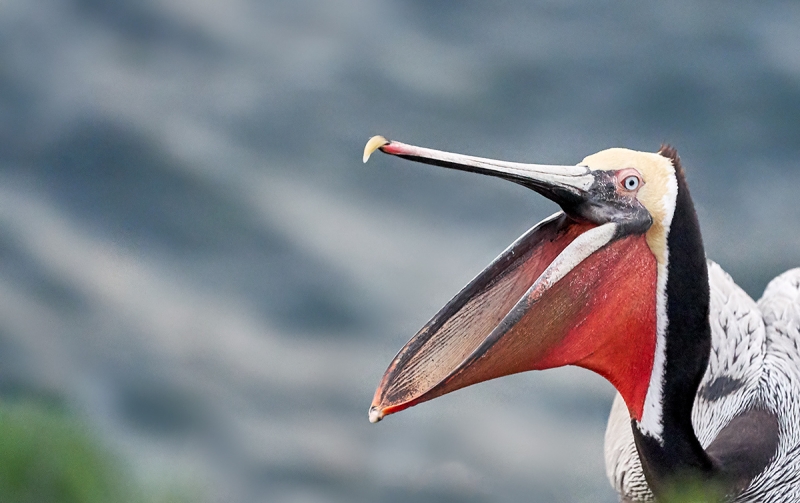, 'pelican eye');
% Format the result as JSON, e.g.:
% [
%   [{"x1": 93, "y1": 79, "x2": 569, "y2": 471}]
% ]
[{"x1": 623, "y1": 175, "x2": 640, "y2": 191}]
